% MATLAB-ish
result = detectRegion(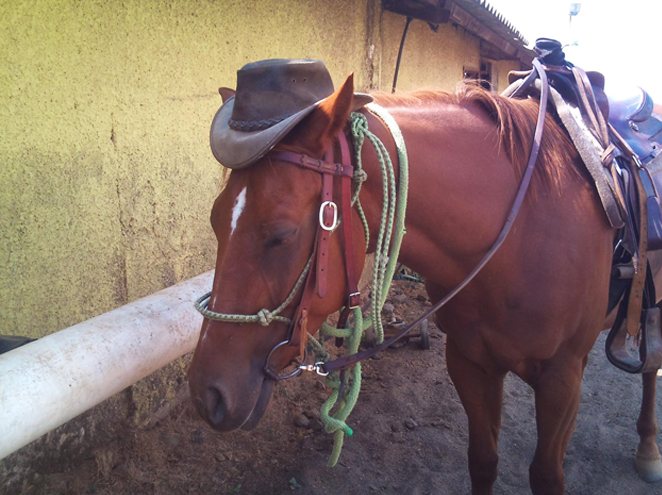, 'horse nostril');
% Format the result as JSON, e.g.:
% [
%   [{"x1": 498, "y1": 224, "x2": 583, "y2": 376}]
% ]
[{"x1": 205, "y1": 387, "x2": 227, "y2": 427}]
